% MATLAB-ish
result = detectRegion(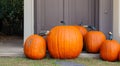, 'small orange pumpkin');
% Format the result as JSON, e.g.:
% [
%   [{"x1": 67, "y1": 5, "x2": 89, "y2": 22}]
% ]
[
  {"x1": 85, "y1": 26, "x2": 106, "y2": 53},
  {"x1": 24, "y1": 34, "x2": 46, "y2": 59},
  {"x1": 74, "y1": 25, "x2": 88, "y2": 51},
  {"x1": 100, "y1": 32, "x2": 120, "y2": 62},
  {"x1": 47, "y1": 26, "x2": 83, "y2": 59},
  {"x1": 118, "y1": 48, "x2": 120, "y2": 61},
  {"x1": 118, "y1": 44, "x2": 120, "y2": 60},
  {"x1": 74, "y1": 26, "x2": 88, "y2": 37}
]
